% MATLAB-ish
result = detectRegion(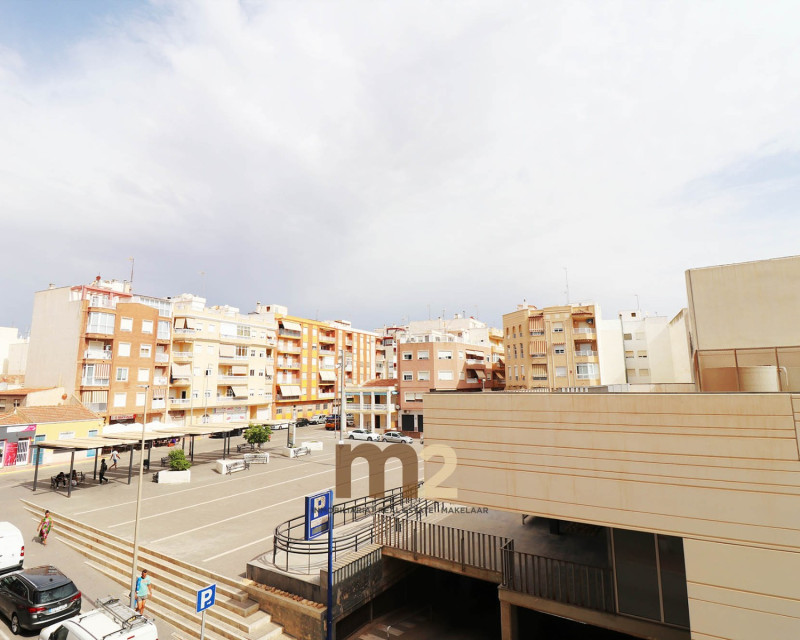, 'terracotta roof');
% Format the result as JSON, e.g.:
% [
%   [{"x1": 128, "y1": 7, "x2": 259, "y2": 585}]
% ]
[
  {"x1": 0, "y1": 405, "x2": 100, "y2": 426},
  {"x1": 362, "y1": 378, "x2": 398, "y2": 388},
  {"x1": 0, "y1": 388, "x2": 54, "y2": 396}
]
